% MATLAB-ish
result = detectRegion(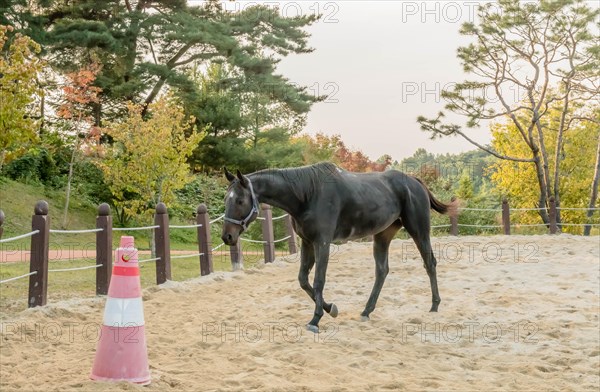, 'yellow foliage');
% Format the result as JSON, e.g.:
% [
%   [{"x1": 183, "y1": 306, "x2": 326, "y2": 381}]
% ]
[
  {"x1": 99, "y1": 94, "x2": 205, "y2": 220},
  {"x1": 0, "y1": 25, "x2": 43, "y2": 168},
  {"x1": 490, "y1": 114, "x2": 599, "y2": 232}
]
